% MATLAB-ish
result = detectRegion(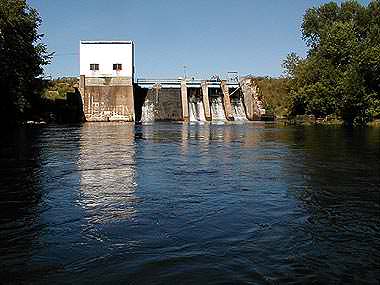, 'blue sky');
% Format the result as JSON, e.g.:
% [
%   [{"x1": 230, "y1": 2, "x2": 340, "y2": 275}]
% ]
[{"x1": 29, "y1": 0, "x2": 370, "y2": 79}]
